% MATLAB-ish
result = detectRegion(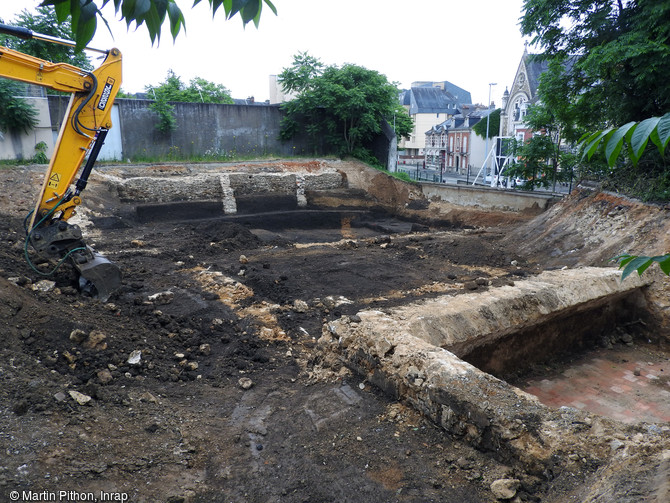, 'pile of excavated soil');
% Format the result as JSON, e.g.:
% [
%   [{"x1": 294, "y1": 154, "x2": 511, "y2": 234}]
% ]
[{"x1": 0, "y1": 159, "x2": 668, "y2": 502}]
